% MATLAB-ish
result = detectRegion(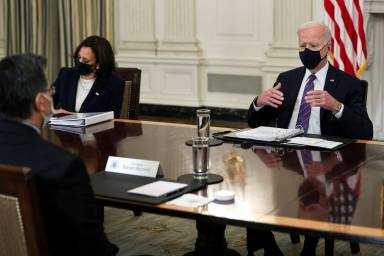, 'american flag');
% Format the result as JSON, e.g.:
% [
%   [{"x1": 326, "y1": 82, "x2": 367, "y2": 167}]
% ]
[{"x1": 324, "y1": 0, "x2": 367, "y2": 77}]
